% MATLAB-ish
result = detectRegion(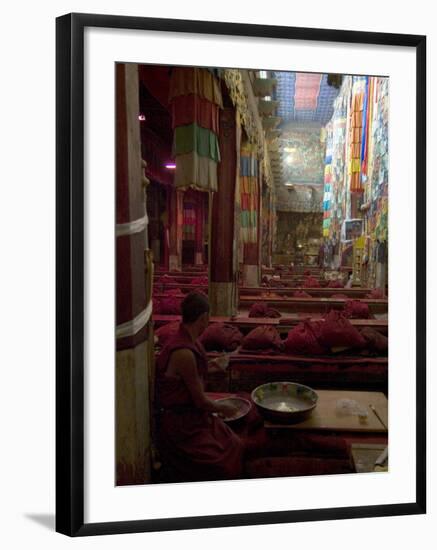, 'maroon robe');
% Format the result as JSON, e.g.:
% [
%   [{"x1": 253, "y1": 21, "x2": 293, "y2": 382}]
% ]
[{"x1": 154, "y1": 324, "x2": 244, "y2": 481}]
